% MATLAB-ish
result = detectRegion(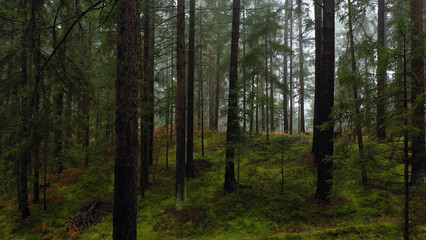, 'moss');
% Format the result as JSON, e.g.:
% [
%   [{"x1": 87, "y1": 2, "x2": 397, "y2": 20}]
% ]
[{"x1": 1, "y1": 132, "x2": 419, "y2": 239}]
